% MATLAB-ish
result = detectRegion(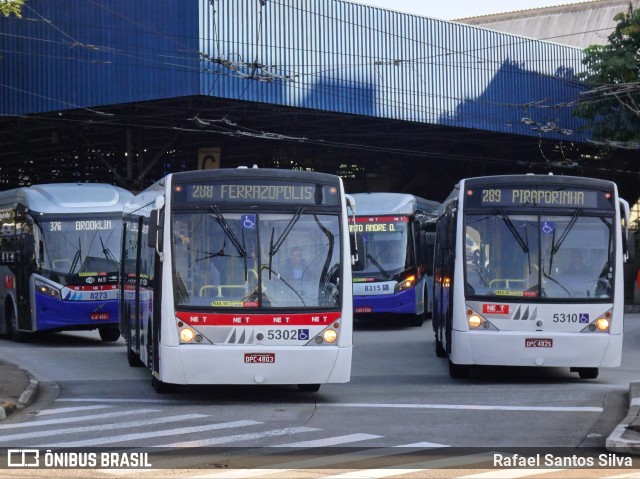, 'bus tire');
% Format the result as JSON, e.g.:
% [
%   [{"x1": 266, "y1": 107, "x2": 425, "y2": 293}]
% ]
[
  {"x1": 99, "y1": 327, "x2": 120, "y2": 342},
  {"x1": 577, "y1": 368, "x2": 599, "y2": 380},
  {"x1": 127, "y1": 347, "x2": 144, "y2": 367},
  {"x1": 6, "y1": 307, "x2": 27, "y2": 343},
  {"x1": 409, "y1": 312, "x2": 424, "y2": 327},
  {"x1": 448, "y1": 360, "x2": 470, "y2": 379},
  {"x1": 435, "y1": 336, "x2": 447, "y2": 358},
  {"x1": 298, "y1": 384, "x2": 321, "y2": 392},
  {"x1": 152, "y1": 376, "x2": 176, "y2": 394}
]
